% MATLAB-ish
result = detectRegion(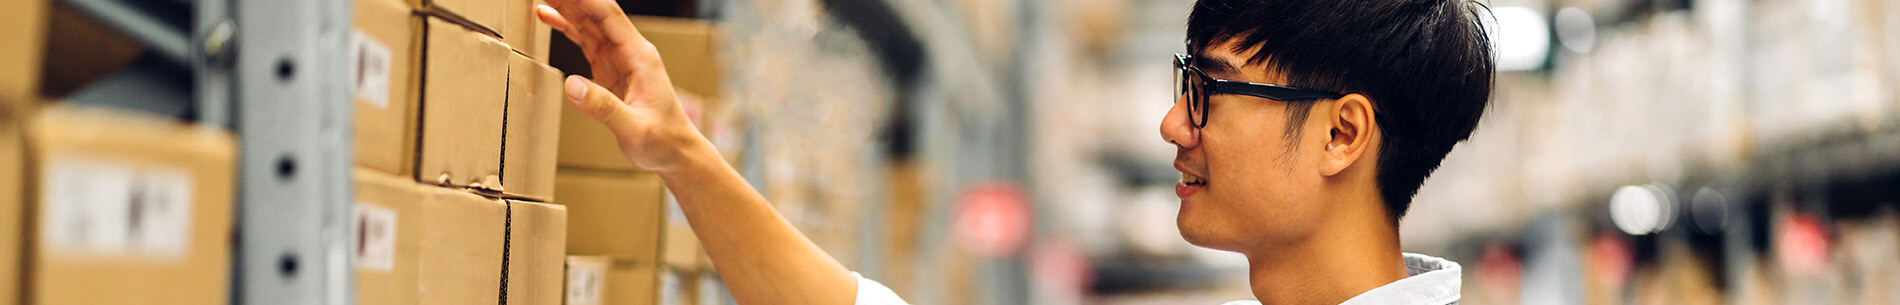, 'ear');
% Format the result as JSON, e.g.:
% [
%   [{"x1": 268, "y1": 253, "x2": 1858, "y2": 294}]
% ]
[{"x1": 1320, "y1": 93, "x2": 1375, "y2": 177}]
